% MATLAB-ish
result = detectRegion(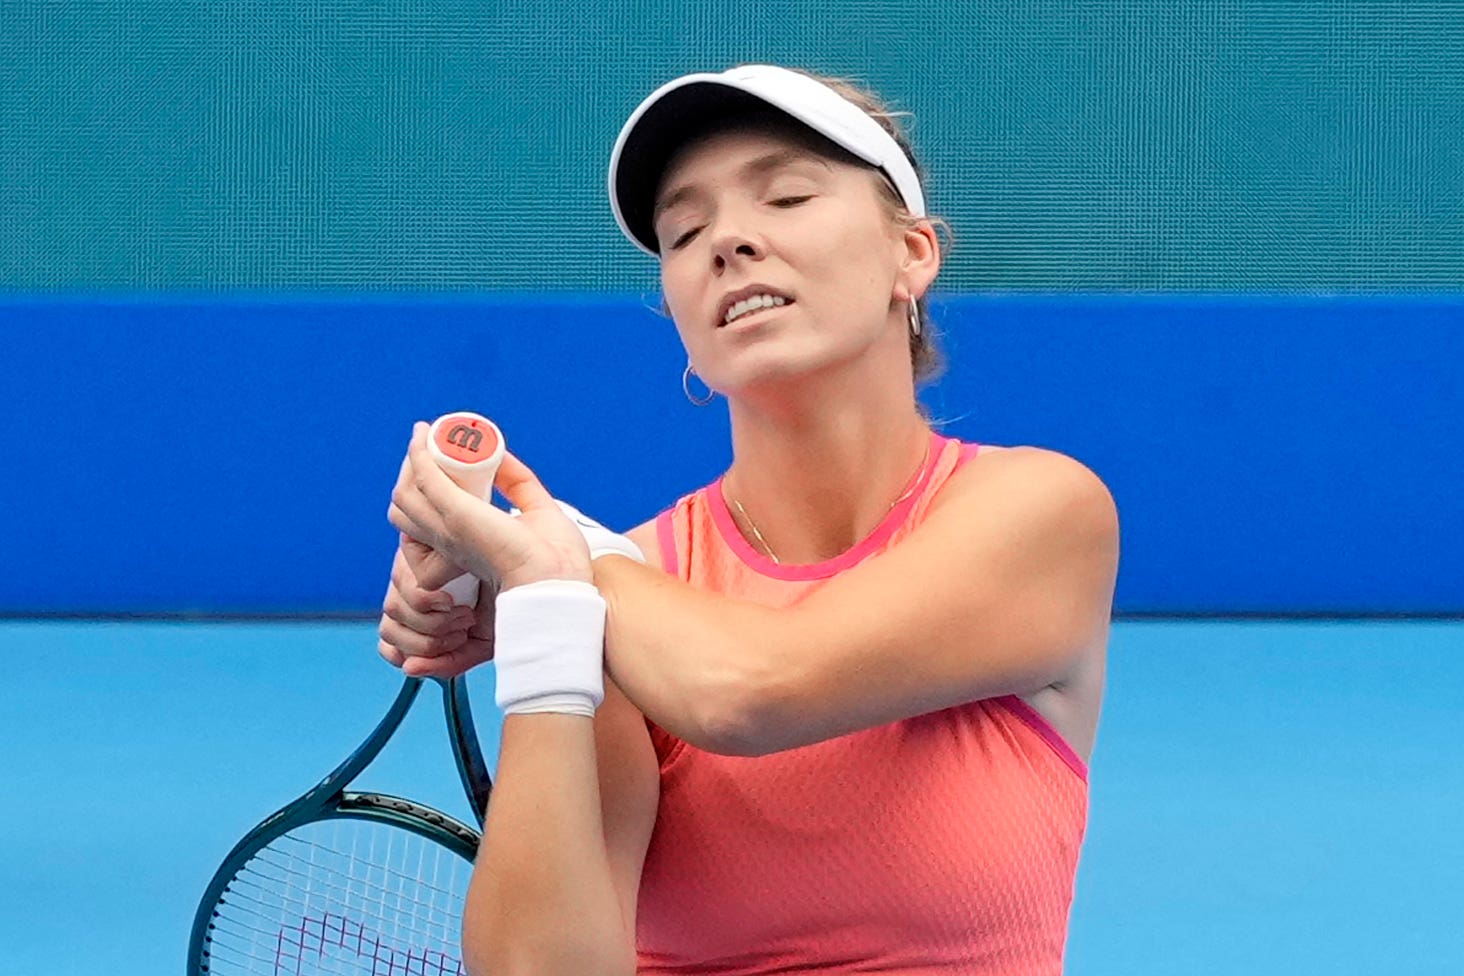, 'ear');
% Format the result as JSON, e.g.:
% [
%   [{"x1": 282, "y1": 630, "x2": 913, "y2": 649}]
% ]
[{"x1": 892, "y1": 221, "x2": 941, "y2": 303}]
